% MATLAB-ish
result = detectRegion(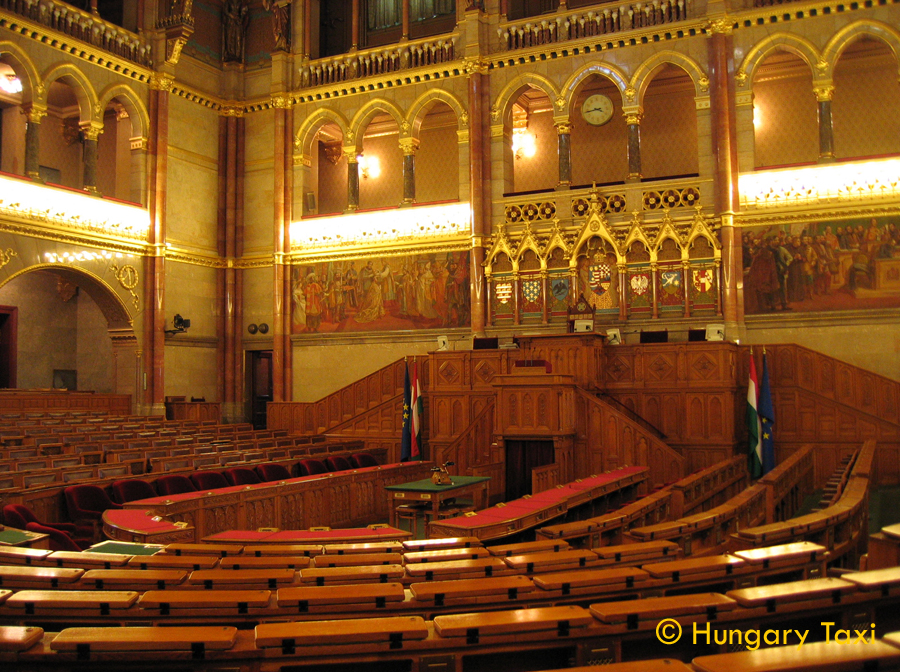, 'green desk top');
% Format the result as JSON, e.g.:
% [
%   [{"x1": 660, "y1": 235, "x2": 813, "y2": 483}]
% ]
[
  {"x1": 89, "y1": 540, "x2": 164, "y2": 556},
  {"x1": 0, "y1": 528, "x2": 37, "y2": 545},
  {"x1": 385, "y1": 475, "x2": 490, "y2": 493}
]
